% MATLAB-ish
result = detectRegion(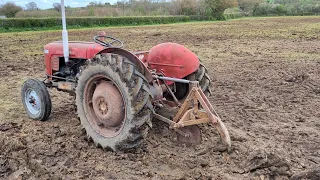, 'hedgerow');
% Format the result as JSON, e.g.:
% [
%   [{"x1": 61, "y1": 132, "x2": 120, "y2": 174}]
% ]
[{"x1": 0, "y1": 16, "x2": 203, "y2": 31}]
